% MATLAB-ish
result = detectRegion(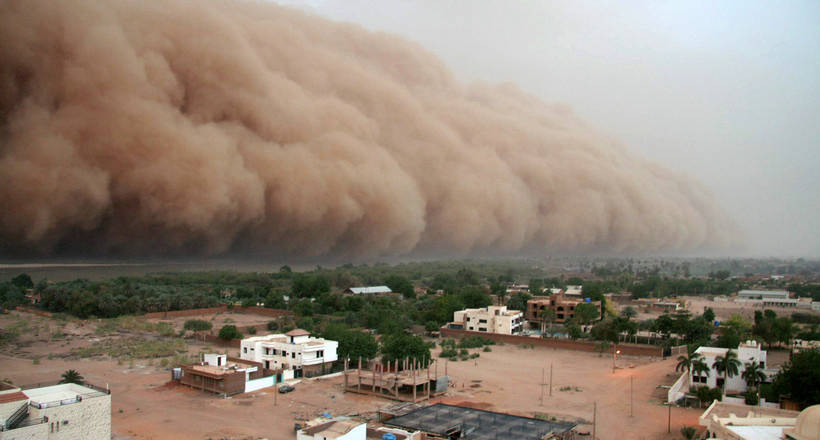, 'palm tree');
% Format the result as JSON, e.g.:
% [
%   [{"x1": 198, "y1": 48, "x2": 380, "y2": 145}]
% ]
[
  {"x1": 59, "y1": 369, "x2": 84, "y2": 385},
  {"x1": 691, "y1": 359, "x2": 710, "y2": 393},
  {"x1": 741, "y1": 361, "x2": 766, "y2": 402},
  {"x1": 712, "y1": 350, "x2": 741, "y2": 395},
  {"x1": 676, "y1": 348, "x2": 703, "y2": 374}
]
